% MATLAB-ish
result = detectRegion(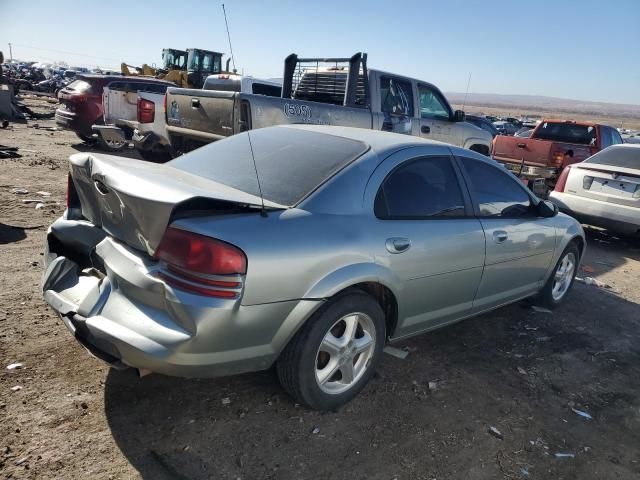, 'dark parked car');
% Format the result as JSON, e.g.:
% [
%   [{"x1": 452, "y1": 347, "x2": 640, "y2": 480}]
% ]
[
  {"x1": 466, "y1": 115, "x2": 499, "y2": 138},
  {"x1": 55, "y1": 74, "x2": 167, "y2": 143}
]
